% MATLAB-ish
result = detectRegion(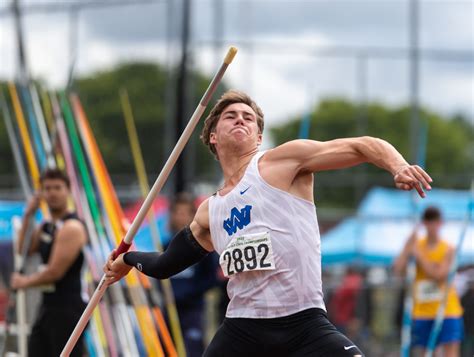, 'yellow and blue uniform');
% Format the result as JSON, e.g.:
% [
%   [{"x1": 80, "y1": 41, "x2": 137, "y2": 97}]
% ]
[{"x1": 412, "y1": 238, "x2": 464, "y2": 347}]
